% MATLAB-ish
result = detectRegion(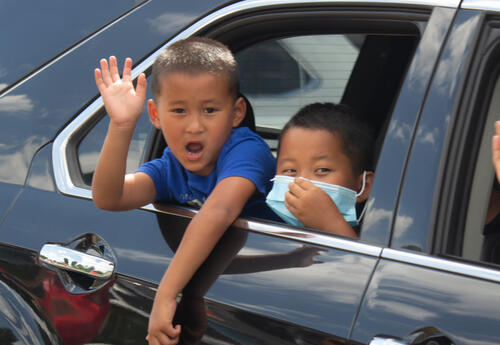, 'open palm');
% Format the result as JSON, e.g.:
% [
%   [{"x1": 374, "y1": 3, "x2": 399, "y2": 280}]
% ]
[{"x1": 95, "y1": 56, "x2": 147, "y2": 127}]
